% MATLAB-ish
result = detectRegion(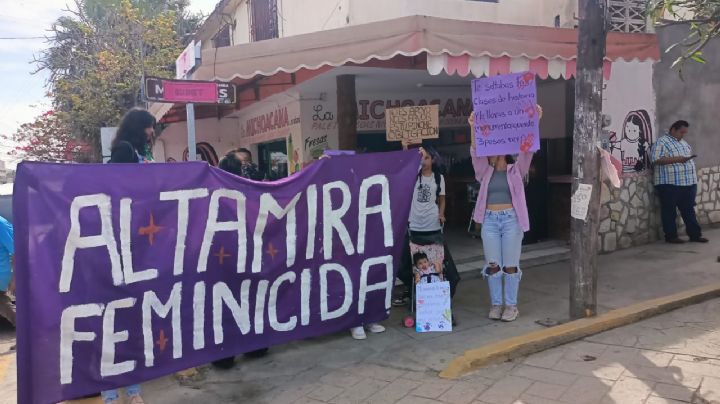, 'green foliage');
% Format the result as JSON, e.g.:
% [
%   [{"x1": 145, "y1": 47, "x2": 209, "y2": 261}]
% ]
[
  {"x1": 6, "y1": 111, "x2": 93, "y2": 163},
  {"x1": 648, "y1": 0, "x2": 719, "y2": 72},
  {"x1": 34, "y1": 0, "x2": 202, "y2": 161}
]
